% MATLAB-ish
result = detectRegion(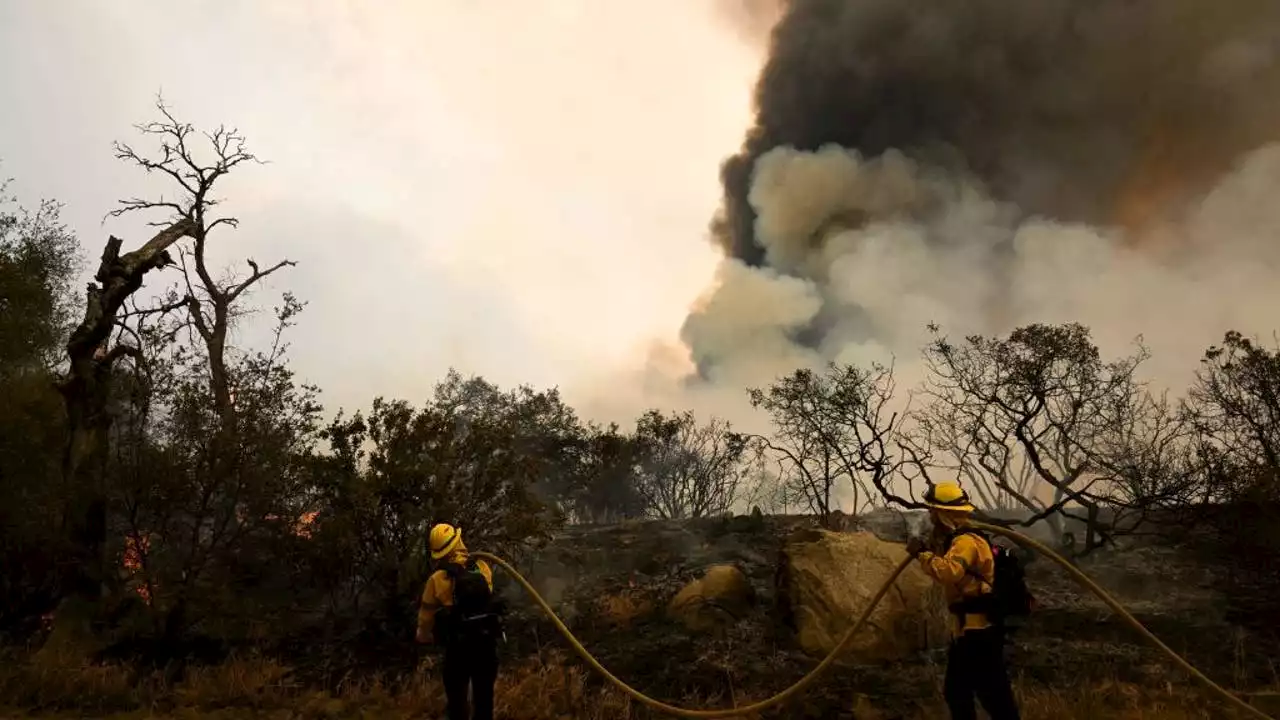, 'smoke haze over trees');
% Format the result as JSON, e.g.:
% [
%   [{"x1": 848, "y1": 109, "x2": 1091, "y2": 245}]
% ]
[
  {"x1": 3, "y1": 2, "x2": 1280, "y2": 712},
  {"x1": 2, "y1": 101, "x2": 1277, "y2": 671}
]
